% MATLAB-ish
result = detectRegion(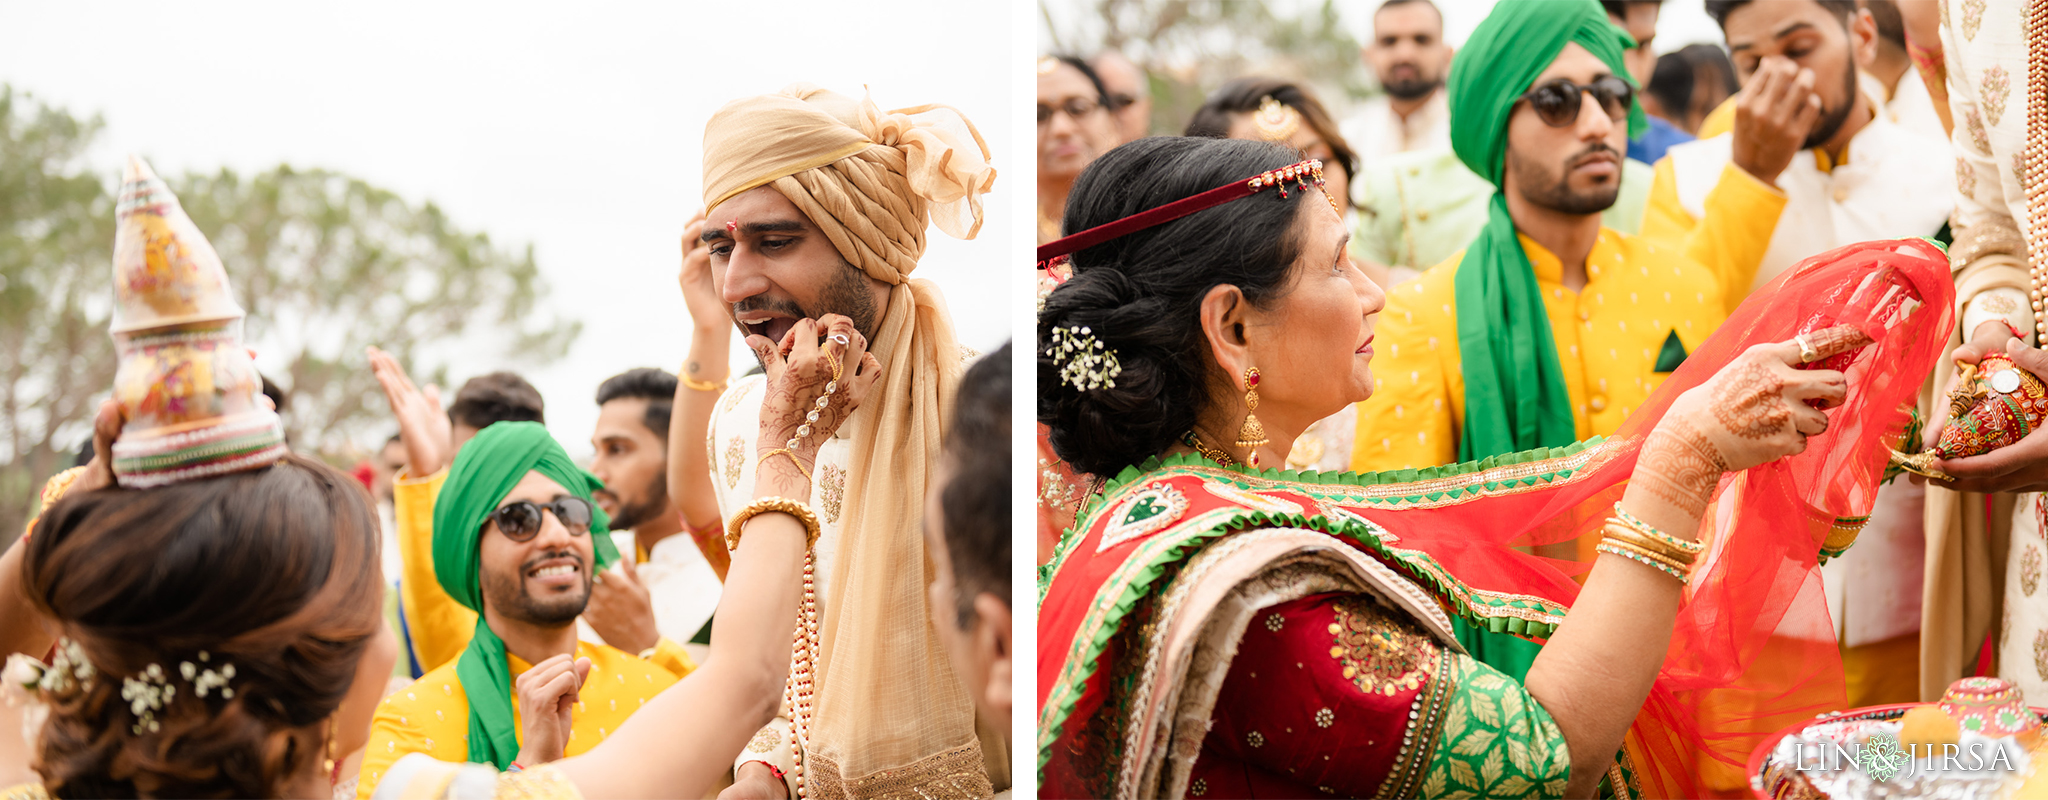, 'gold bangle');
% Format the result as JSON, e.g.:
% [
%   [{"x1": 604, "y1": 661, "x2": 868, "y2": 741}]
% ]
[
  {"x1": 1610, "y1": 506, "x2": 1705, "y2": 555},
  {"x1": 756, "y1": 448, "x2": 813, "y2": 484},
  {"x1": 680, "y1": 371, "x2": 727, "y2": 392},
  {"x1": 1602, "y1": 523, "x2": 1699, "y2": 568},
  {"x1": 1598, "y1": 536, "x2": 1693, "y2": 574},
  {"x1": 725, "y1": 496, "x2": 822, "y2": 552},
  {"x1": 1595, "y1": 541, "x2": 1691, "y2": 584}
]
